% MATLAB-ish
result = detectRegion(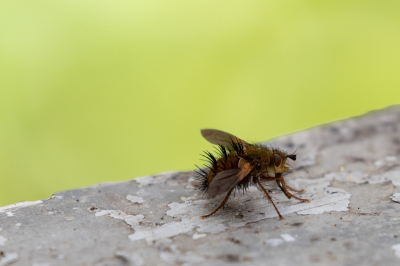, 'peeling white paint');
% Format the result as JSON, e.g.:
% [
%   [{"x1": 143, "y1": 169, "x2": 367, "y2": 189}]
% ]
[
  {"x1": 15, "y1": 223, "x2": 21, "y2": 227},
  {"x1": 391, "y1": 193, "x2": 400, "y2": 203},
  {"x1": 93, "y1": 174, "x2": 352, "y2": 243},
  {"x1": 0, "y1": 236, "x2": 8, "y2": 246},
  {"x1": 0, "y1": 200, "x2": 42, "y2": 213},
  {"x1": 5, "y1": 212, "x2": 14, "y2": 217},
  {"x1": 124, "y1": 176, "x2": 351, "y2": 243},
  {"x1": 125, "y1": 215, "x2": 145, "y2": 227},
  {"x1": 95, "y1": 210, "x2": 144, "y2": 228},
  {"x1": 265, "y1": 238, "x2": 284, "y2": 247},
  {"x1": 192, "y1": 233, "x2": 206, "y2": 240},
  {"x1": 0, "y1": 252, "x2": 18, "y2": 266},
  {"x1": 281, "y1": 234, "x2": 295, "y2": 242},
  {"x1": 392, "y1": 244, "x2": 400, "y2": 258},
  {"x1": 126, "y1": 195, "x2": 145, "y2": 204}
]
